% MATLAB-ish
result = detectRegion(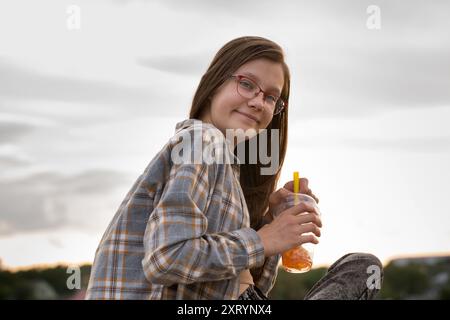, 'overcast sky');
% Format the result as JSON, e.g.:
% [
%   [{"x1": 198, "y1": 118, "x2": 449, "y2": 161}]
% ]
[{"x1": 1, "y1": 0, "x2": 449, "y2": 269}]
